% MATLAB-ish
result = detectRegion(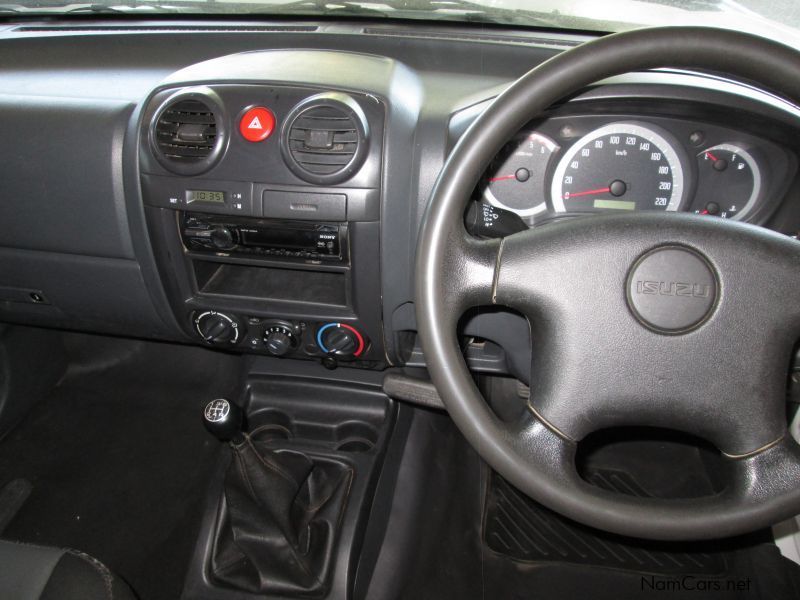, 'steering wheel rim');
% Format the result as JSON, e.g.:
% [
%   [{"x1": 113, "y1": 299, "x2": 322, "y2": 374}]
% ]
[{"x1": 415, "y1": 26, "x2": 800, "y2": 541}]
